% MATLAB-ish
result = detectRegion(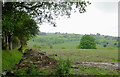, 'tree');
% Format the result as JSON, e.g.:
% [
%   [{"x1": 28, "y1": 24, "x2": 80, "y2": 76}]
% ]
[
  {"x1": 2, "y1": 6, "x2": 17, "y2": 50},
  {"x1": 2, "y1": 1, "x2": 90, "y2": 26},
  {"x1": 13, "y1": 12, "x2": 39, "y2": 51},
  {"x1": 2, "y1": 7, "x2": 39, "y2": 50},
  {"x1": 78, "y1": 35, "x2": 96, "y2": 49},
  {"x1": 2, "y1": 1, "x2": 90, "y2": 50}
]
